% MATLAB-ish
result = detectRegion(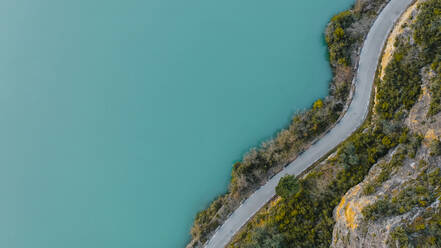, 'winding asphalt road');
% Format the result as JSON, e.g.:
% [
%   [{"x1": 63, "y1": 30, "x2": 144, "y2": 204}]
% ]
[{"x1": 205, "y1": 0, "x2": 414, "y2": 247}]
